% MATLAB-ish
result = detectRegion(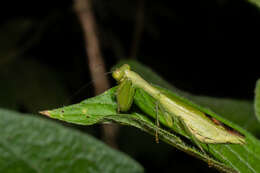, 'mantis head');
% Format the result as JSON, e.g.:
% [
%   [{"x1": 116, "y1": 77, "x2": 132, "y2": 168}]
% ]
[{"x1": 112, "y1": 64, "x2": 130, "y2": 82}]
